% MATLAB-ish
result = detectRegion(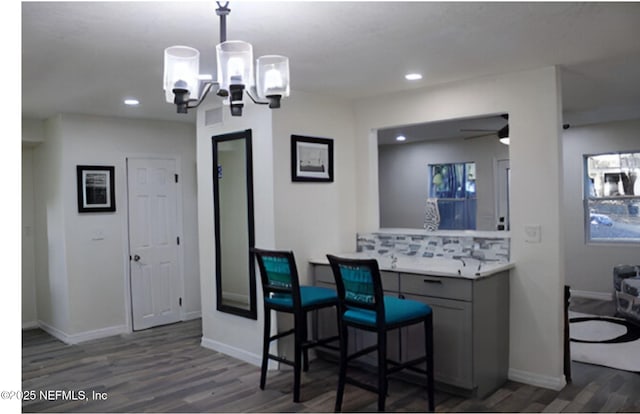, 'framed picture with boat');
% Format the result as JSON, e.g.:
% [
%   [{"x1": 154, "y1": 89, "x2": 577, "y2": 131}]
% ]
[{"x1": 291, "y1": 135, "x2": 334, "y2": 182}]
